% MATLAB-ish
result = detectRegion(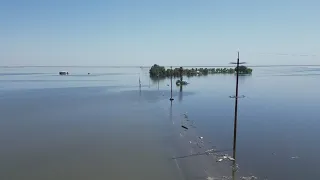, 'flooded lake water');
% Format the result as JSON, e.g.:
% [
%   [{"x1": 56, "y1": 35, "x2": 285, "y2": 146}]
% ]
[{"x1": 0, "y1": 66, "x2": 320, "y2": 180}]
